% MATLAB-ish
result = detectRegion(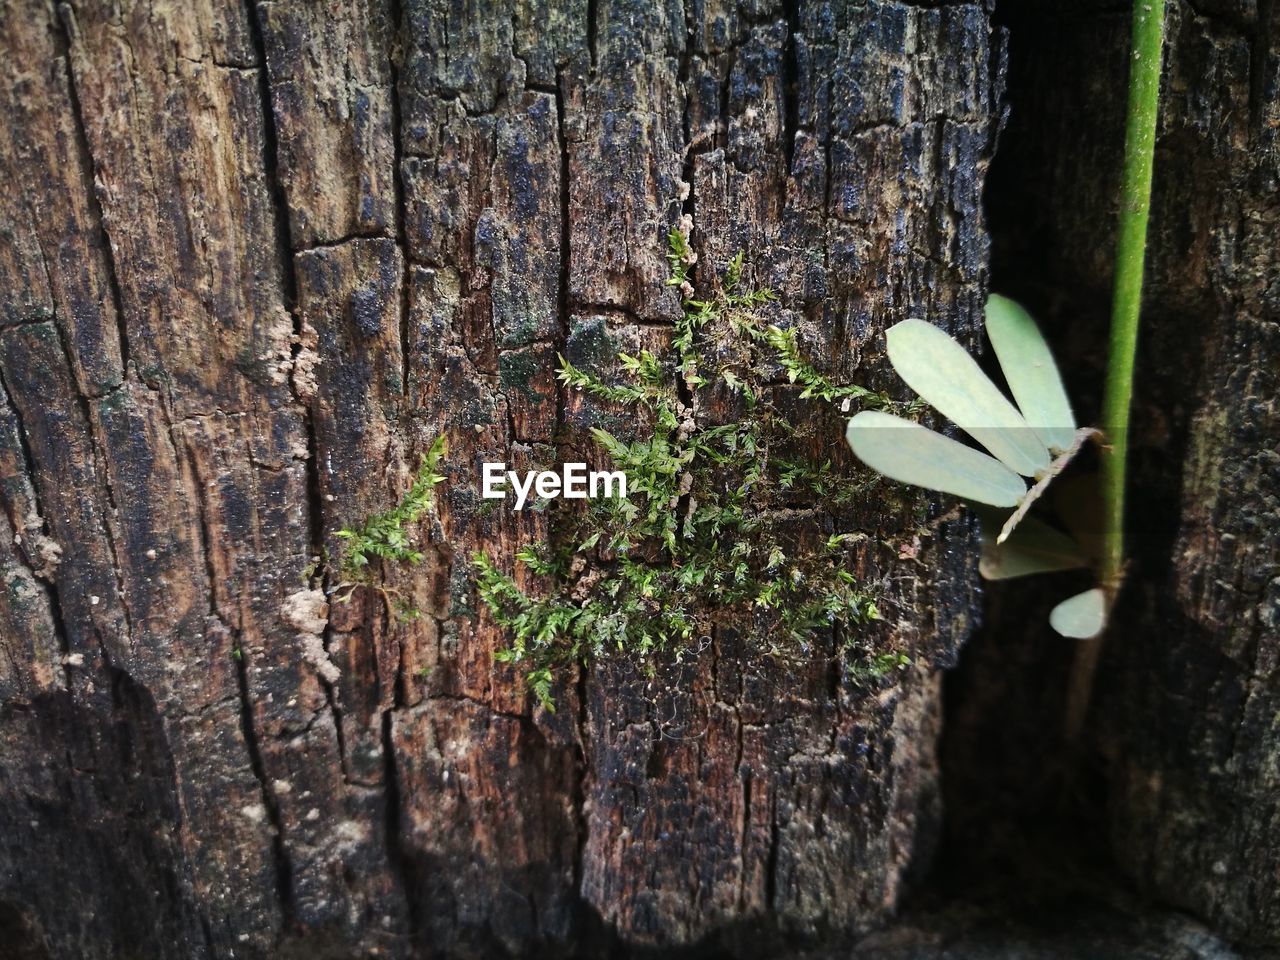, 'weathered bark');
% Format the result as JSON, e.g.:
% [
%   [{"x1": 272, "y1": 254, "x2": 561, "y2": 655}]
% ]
[
  {"x1": 946, "y1": 0, "x2": 1280, "y2": 954},
  {"x1": 0, "y1": 1, "x2": 998, "y2": 957},
  {"x1": 1102, "y1": 2, "x2": 1279, "y2": 947}
]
